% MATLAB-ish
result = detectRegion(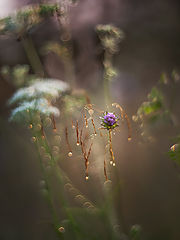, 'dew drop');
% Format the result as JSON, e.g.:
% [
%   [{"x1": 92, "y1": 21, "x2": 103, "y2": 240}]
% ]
[
  {"x1": 128, "y1": 137, "x2": 132, "y2": 141},
  {"x1": 31, "y1": 136, "x2": 36, "y2": 142},
  {"x1": 76, "y1": 143, "x2": 80, "y2": 146},
  {"x1": 85, "y1": 176, "x2": 89, "y2": 180},
  {"x1": 68, "y1": 152, "x2": 72, "y2": 157},
  {"x1": 53, "y1": 128, "x2": 57, "y2": 133},
  {"x1": 58, "y1": 226, "x2": 65, "y2": 233},
  {"x1": 110, "y1": 160, "x2": 113, "y2": 165},
  {"x1": 113, "y1": 163, "x2": 116, "y2": 166}
]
